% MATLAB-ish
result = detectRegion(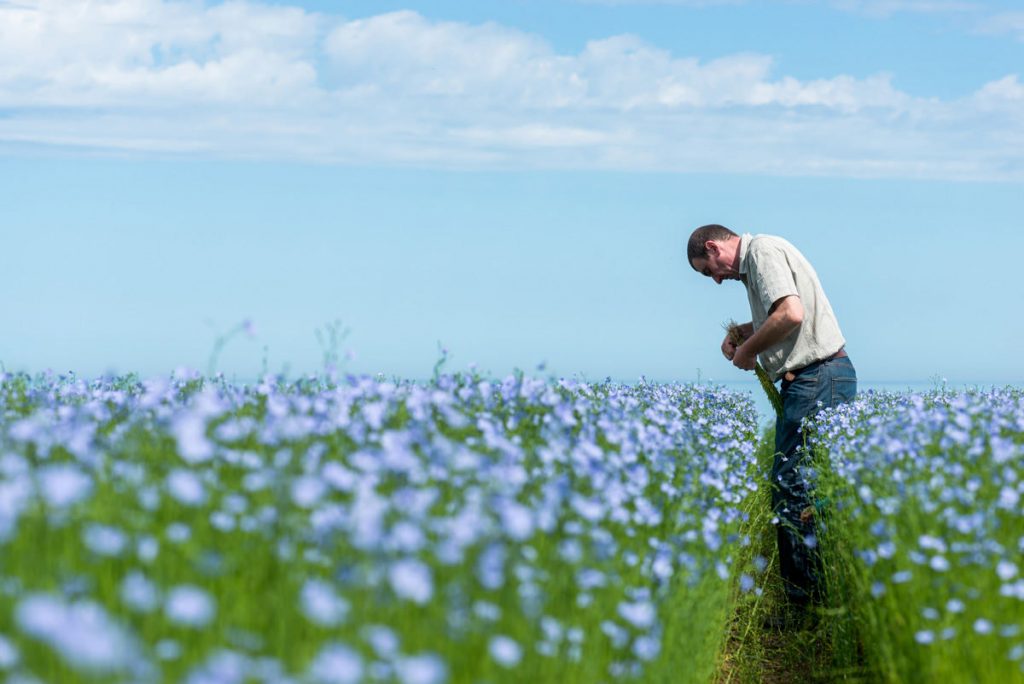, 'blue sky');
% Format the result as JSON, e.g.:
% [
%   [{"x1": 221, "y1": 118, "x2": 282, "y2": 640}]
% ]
[{"x1": 2, "y1": 0, "x2": 1022, "y2": 385}]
